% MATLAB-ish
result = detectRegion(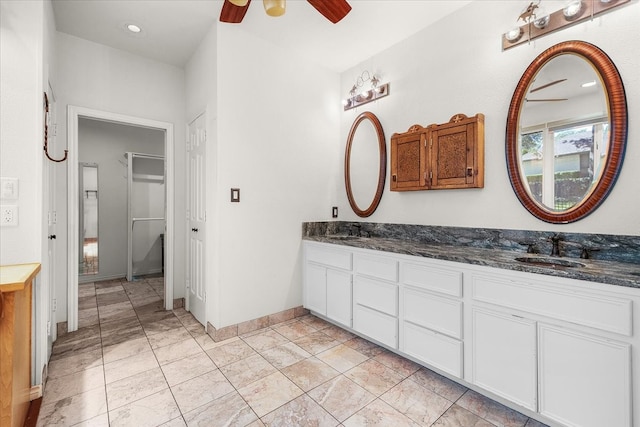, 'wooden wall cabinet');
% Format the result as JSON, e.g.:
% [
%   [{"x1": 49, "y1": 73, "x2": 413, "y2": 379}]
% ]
[{"x1": 391, "y1": 113, "x2": 484, "y2": 191}]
